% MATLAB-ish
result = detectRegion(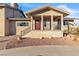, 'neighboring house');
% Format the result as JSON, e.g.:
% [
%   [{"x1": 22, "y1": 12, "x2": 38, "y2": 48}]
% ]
[
  {"x1": 64, "y1": 18, "x2": 79, "y2": 26},
  {"x1": 0, "y1": 3, "x2": 25, "y2": 36},
  {"x1": 64, "y1": 18, "x2": 79, "y2": 29},
  {"x1": 63, "y1": 18, "x2": 79, "y2": 33},
  {"x1": 1, "y1": 3, "x2": 77, "y2": 38}
]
